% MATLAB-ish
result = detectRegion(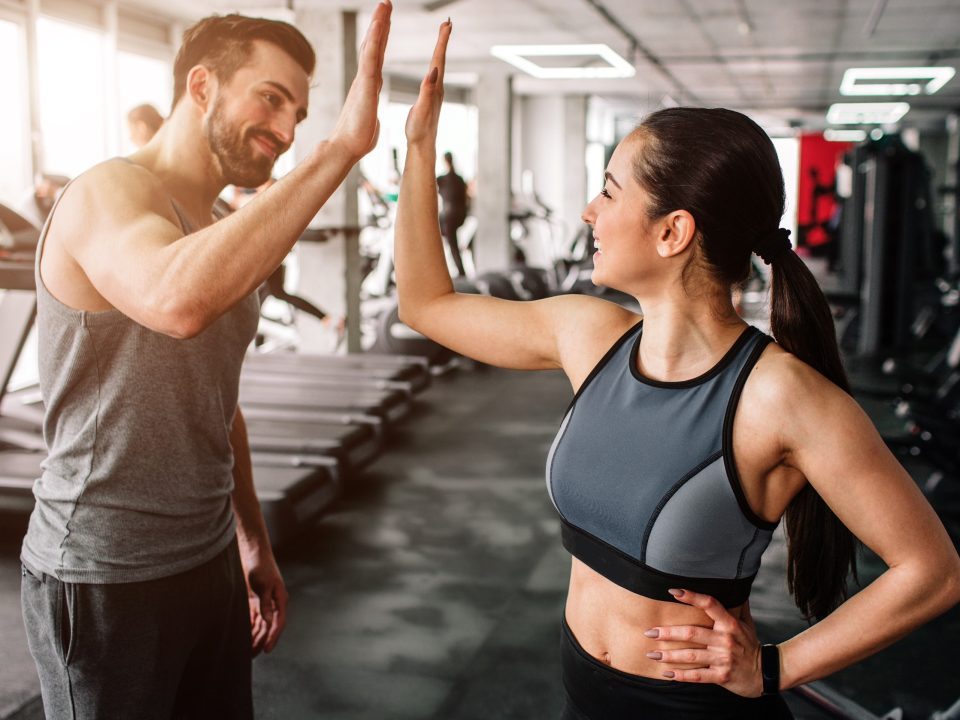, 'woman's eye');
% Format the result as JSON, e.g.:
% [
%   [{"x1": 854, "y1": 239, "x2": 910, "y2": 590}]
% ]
[{"x1": 600, "y1": 187, "x2": 612, "y2": 199}]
